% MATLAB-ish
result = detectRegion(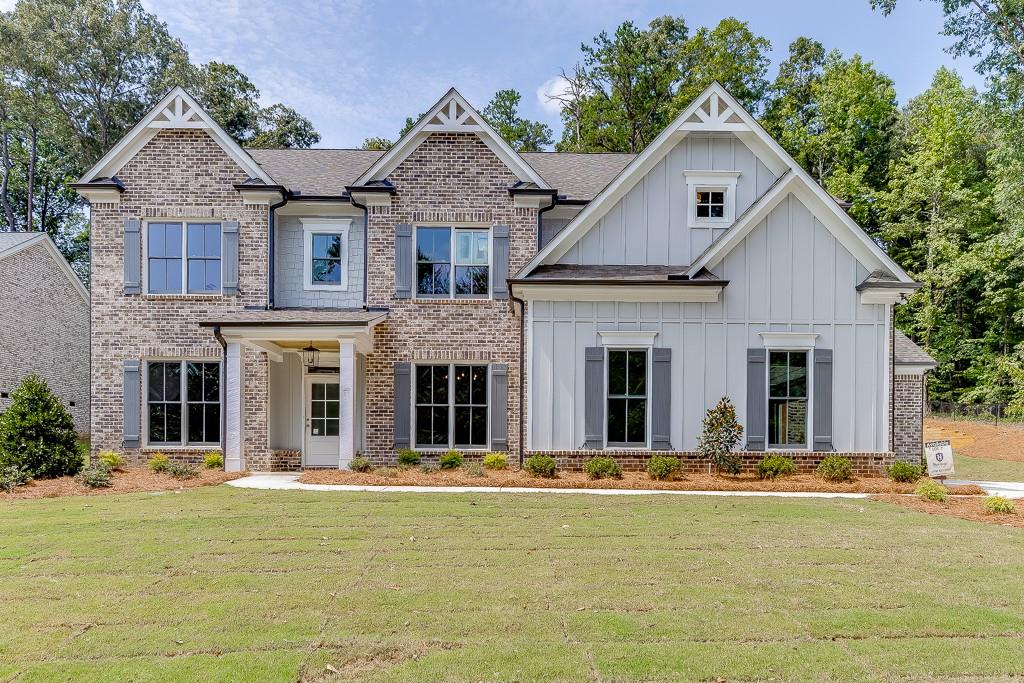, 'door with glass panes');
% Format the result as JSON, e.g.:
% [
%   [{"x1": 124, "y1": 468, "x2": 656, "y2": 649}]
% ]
[{"x1": 304, "y1": 375, "x2": 340, "y2": 467}]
